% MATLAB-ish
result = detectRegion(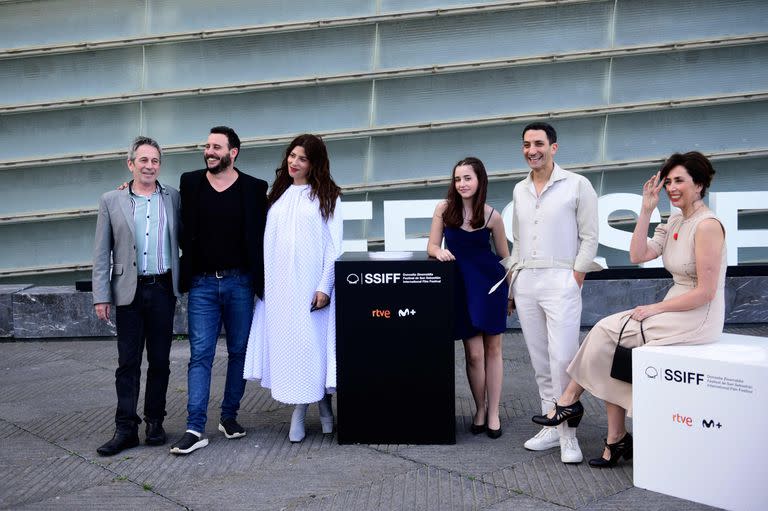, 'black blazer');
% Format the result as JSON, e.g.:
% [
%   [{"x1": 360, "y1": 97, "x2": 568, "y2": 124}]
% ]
[{"x1": 179, "y1": 168, "x2": 268, "y2": 298}]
